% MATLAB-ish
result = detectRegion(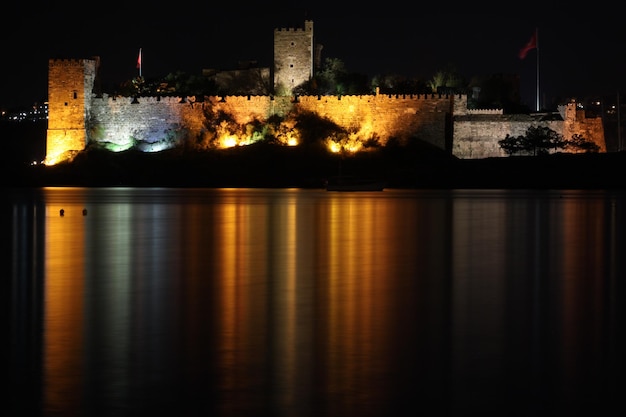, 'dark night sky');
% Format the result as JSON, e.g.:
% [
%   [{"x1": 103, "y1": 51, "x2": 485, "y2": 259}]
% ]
[{"x1": 2, "y1": 2, "x2": 625, "y2": 111}]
